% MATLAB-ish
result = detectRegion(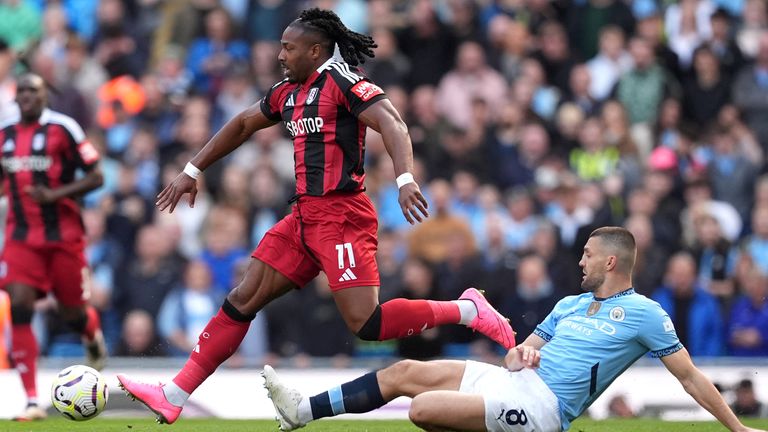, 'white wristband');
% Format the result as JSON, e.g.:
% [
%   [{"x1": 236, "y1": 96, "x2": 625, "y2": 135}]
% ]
[
  {"x1": 396, "y1": 172, "x2": 415, "y2": 189},
  {"x1": 183, "y1": 162, "x2": 202, "y2": 180}
]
